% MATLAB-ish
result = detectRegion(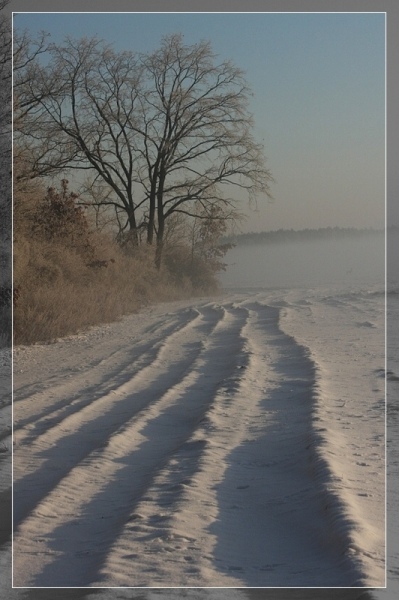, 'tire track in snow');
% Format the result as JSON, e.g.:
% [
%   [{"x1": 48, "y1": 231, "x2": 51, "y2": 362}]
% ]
[
  {"x1": 5, "y1": 296, "x2": 382, "y2": 596},
  {"x1": 277, "y1": 296, "x2": 385, "y2": 587},
  {"x1": 204, "y1": 301, "x2": 363, "y2": 586},
  {"x1": 13, "y1": 305, "x2": 221, "y2": 527},
  {"x1": 13, "y1": 309, "x2": 199, "y2": 433},
  {"x1": 13, "y1": 310, "x2": 190, "y2": 403},
  {"x1": 11, "y1": 299, "x2": 382, "y2": 589},
  {"x1": 13, "y1": 305, "x2": 250, "y2": 586},
  {"x1": 90, "y1": 305, "x2": 250, "y2": 587},
  {"x1": 89, "y1": 302, "x2": 368, "y2": 587}
]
